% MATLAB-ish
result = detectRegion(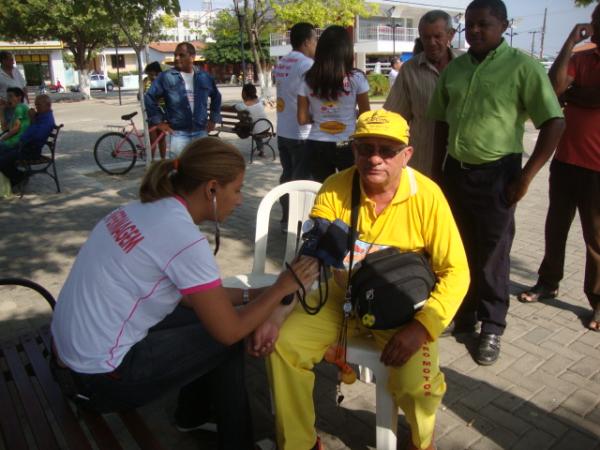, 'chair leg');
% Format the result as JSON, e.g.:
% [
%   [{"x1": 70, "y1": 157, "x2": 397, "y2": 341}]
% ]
[
  {"x1": 52, "y1": 163, "x2": 60, "y2": 192},
  {"x1": 267, "y1": 143, "x2": 276, "y2": 161},
  {"x1": 372, "y1": 365, "x2": 398, "y2": 450},
  {"x1": 249, "y1": 138, "x2": 255, "y2": 165}
]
